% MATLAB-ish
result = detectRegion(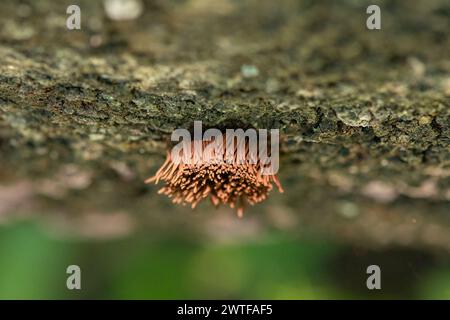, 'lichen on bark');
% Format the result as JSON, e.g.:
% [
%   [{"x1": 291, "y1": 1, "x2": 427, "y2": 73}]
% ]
[{"x1": 0, "y1": 0, "x2": 449, "y2": 250}]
